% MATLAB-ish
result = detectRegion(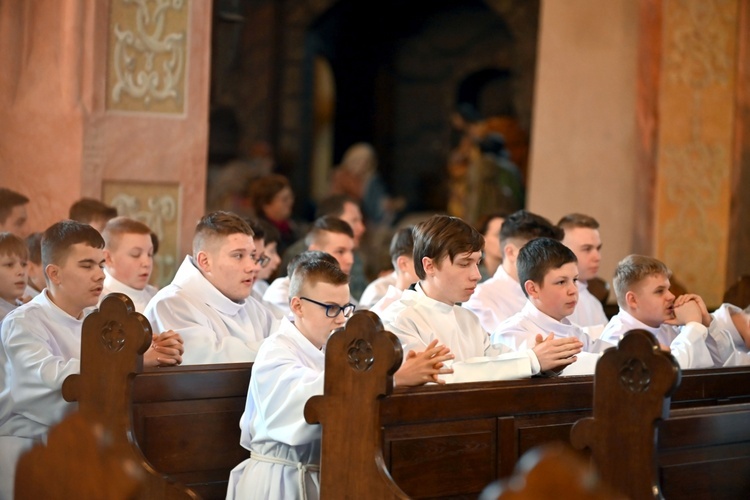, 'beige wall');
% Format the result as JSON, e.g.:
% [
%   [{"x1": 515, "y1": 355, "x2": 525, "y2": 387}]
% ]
[
  {"x1": 0, "y1": 0, "x2": 210, "y2": 283},
  {"x1": 528, "y1": 0, "x2": 639, "y2": 299}
]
